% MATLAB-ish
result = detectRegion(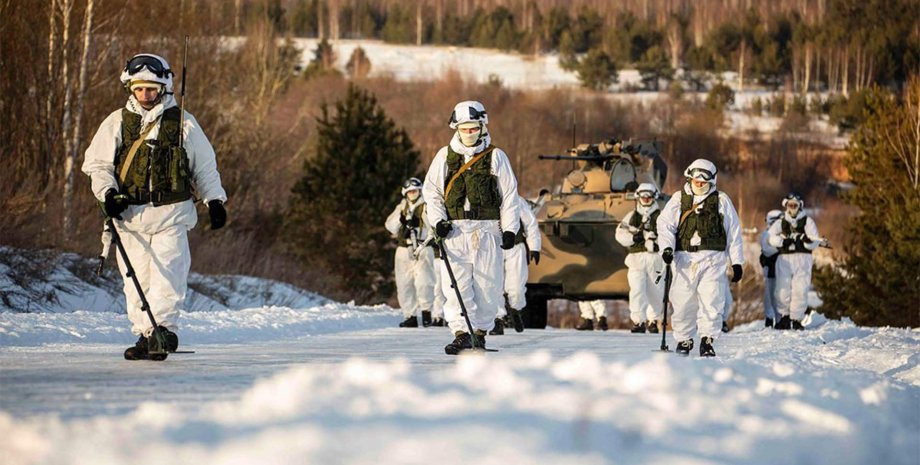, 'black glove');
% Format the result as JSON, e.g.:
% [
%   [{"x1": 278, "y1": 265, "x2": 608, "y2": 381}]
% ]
[
  {"x1": 782, "y1": 237, "x2": 795, "y2": 248},
  {"x1": 399, "y1": 214, "x2": 420, "y2": 228},
  {"x1": 529, "y1": 251, "x2": 541, "y2": 265},
  {"x1": 435, "y1": 220, "x2": 452, "y2": 239},
  {"x1": 633, "y1": 232, "x2": 645, "y2": 245},
  {"x1": 208, "y1": 200, "x2": 227, "y2": 230},
  {"x1": 103, "y1": 188, "x2": 129, "y2": 220},
  {"x1": 731, "y1": 264, "x2": 743, "y2": 283},
  {"x1": 662, "y1": 247, "x2": 674, "y2": 265},
  {"x1": 501, "y1": 231, "x2": 516, "y2": 250},
  {"x1": 759, "y1": 253, "x2": 768, "y2": 267}
]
